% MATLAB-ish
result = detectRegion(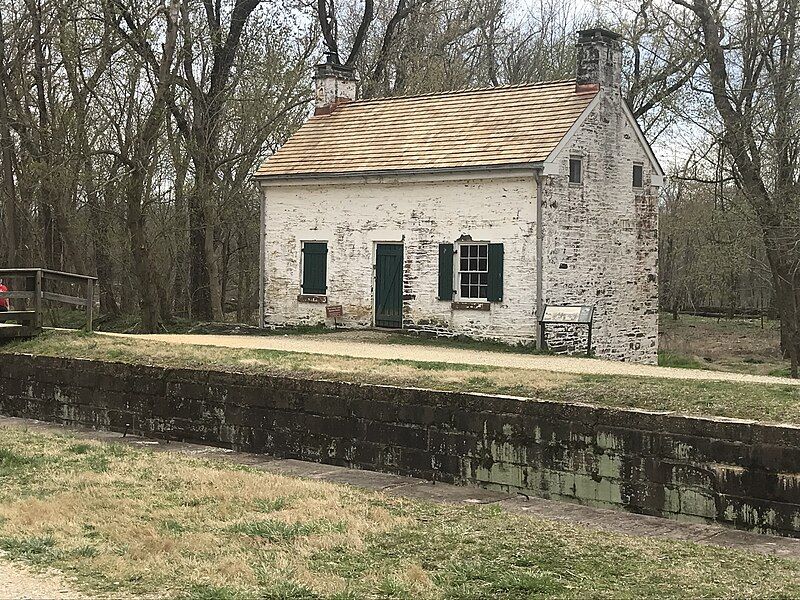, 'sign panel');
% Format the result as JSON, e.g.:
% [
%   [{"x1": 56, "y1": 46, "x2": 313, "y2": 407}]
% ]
[
  {"x1": 541, "y1": 304, "x2": 594, "y2": 324},
  {"x1": 326, "y1": 304, "x2": 343, "y2": 318}
]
